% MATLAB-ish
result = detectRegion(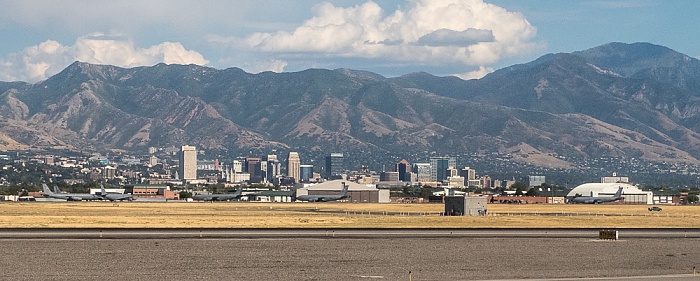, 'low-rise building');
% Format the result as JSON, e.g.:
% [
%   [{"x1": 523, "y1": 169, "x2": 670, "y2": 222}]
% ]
[{"x1": 297, "y1": 180, "x2": 390, "y2": 203}]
